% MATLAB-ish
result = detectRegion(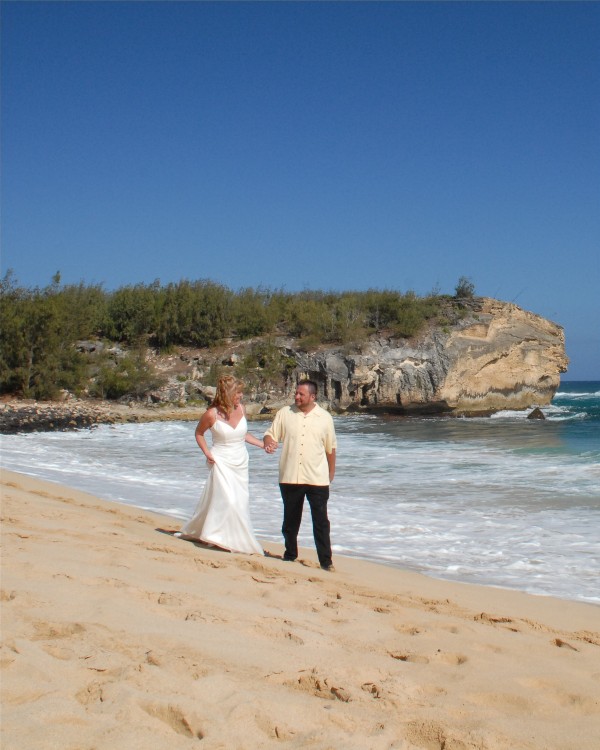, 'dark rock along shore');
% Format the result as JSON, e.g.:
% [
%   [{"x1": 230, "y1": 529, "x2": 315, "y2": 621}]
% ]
[{"x1": 0, "y1": 400, "x2": 203, "y2": 435}]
